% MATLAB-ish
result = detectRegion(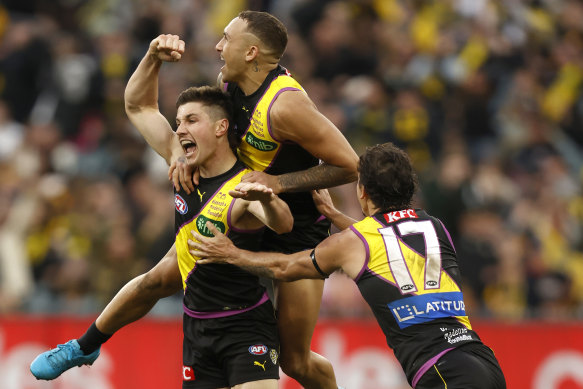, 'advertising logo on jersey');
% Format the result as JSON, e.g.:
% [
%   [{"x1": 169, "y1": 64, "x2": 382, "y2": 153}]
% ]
[
  {"x1": 248, "y1": 344, "x2": 268, "y2": 355},
  {"x1": 384, "y1": 209, "x2": 418, "y2": 223},
  {"x1": 387, "y1": 291, "x2": 467, "y2": 329},
  {"x1": 245, "y1": 132, "x2": 277, "y2": 152},
  {"x1": 175, "y1": 194, "x2": 188, "y2": 214},
  {"x1": 195, "y1": 215, "x2": 225, "y2": 237}
]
